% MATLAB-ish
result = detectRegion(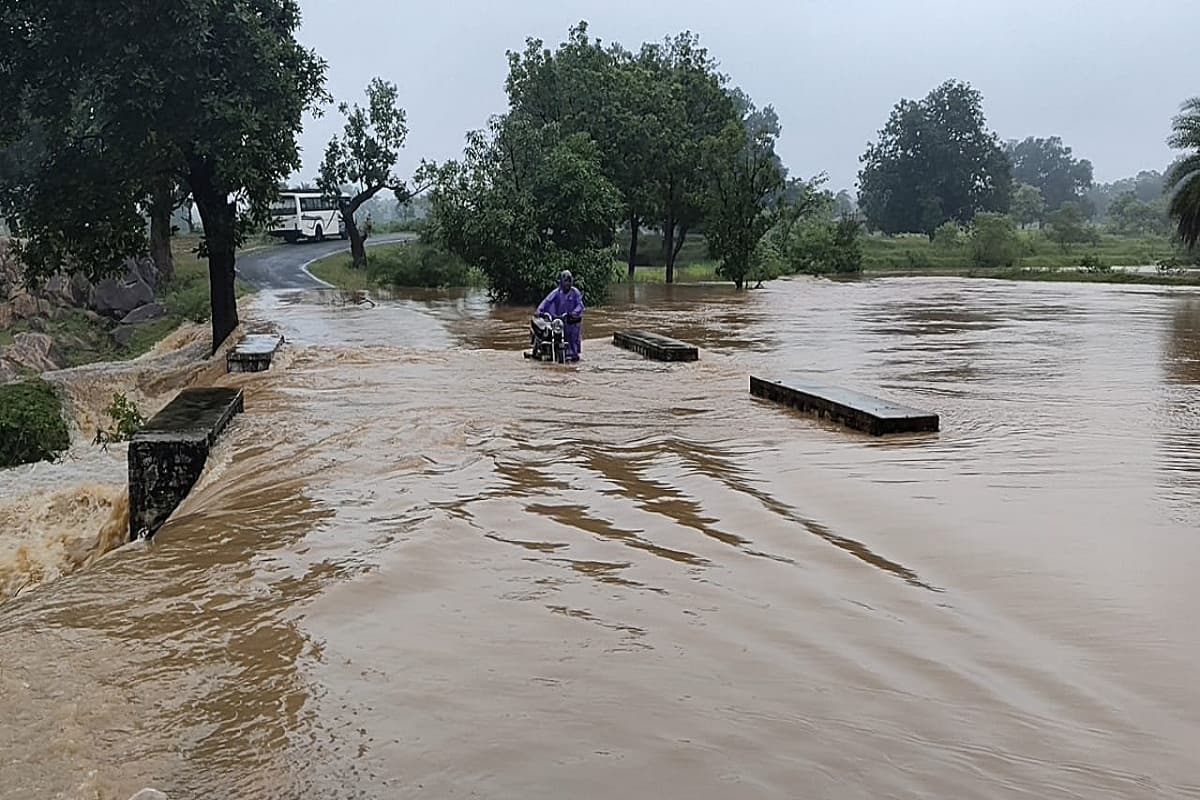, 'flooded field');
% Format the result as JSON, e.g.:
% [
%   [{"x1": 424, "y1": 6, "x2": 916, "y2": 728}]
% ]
[{"x1": 1, "y1": 277, "x2": 1198, "y2": 799}]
